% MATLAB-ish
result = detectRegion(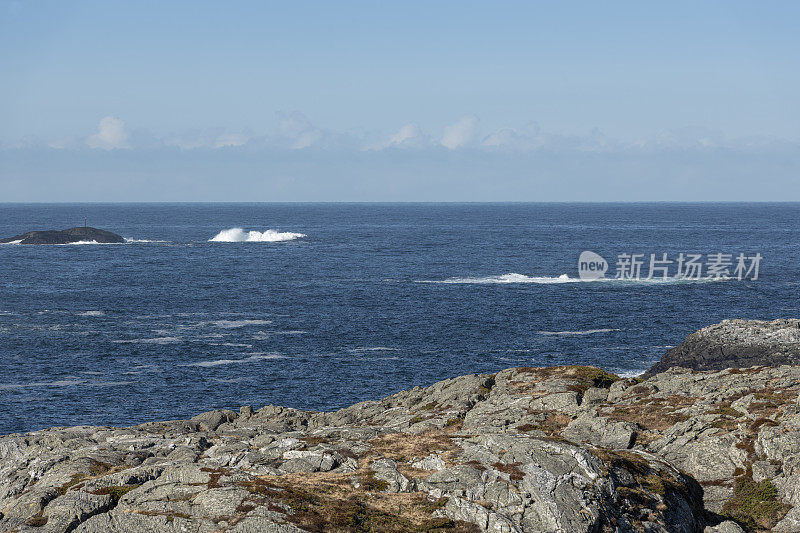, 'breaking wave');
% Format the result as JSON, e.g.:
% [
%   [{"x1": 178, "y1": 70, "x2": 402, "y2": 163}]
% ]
[
  {"x1": 419, "y1": 273, "x2": 726, "y2": 284},
  {"x1": 112, "y1": 336, "x2": 182, "y2": 344},
  {"x1": 615, "y1": 369, "x2": 646, "y2": 378},
  {"x1": 201, "y1": 319, "x2": 272, "y2": 328},
  {"x1": 183, "y1": 353, "x2": 286, "y2": 368},
  {"x1": 209, "y1": 228, "x2": 306, "y2": 242},
  {"x1": 538, "y1": 329, "x2": 621, "y2": 336},
  {"x1": 423, "y1": 273, "x2": 579, "y2": 284},
  {"x1": 0, "y1": 379, "x2": 133, "y2": 390}
]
